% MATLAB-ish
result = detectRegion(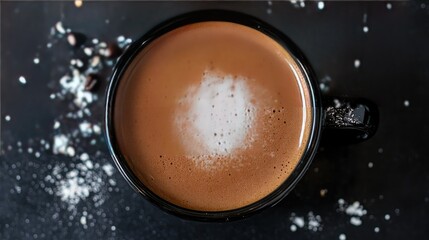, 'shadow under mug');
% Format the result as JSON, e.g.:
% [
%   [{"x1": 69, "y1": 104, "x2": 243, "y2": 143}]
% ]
[{"x1": 105, "y1": 10, "x2": 378, "y2": 221}]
